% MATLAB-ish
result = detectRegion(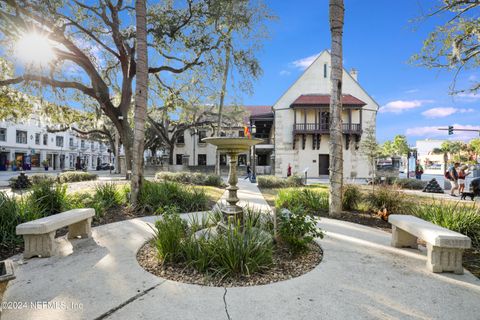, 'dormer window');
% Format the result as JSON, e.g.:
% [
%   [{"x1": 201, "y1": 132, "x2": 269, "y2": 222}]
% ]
[{"x1": 323, "y1": 63, "x2": 327, "y2": 78}]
